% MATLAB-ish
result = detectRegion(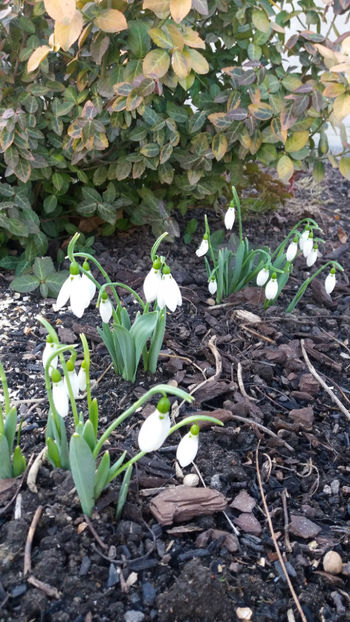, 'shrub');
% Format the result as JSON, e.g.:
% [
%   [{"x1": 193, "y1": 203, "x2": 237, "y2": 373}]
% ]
[{"x1": 0, "y1": 0, "x2": 349, "y2": 264}]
